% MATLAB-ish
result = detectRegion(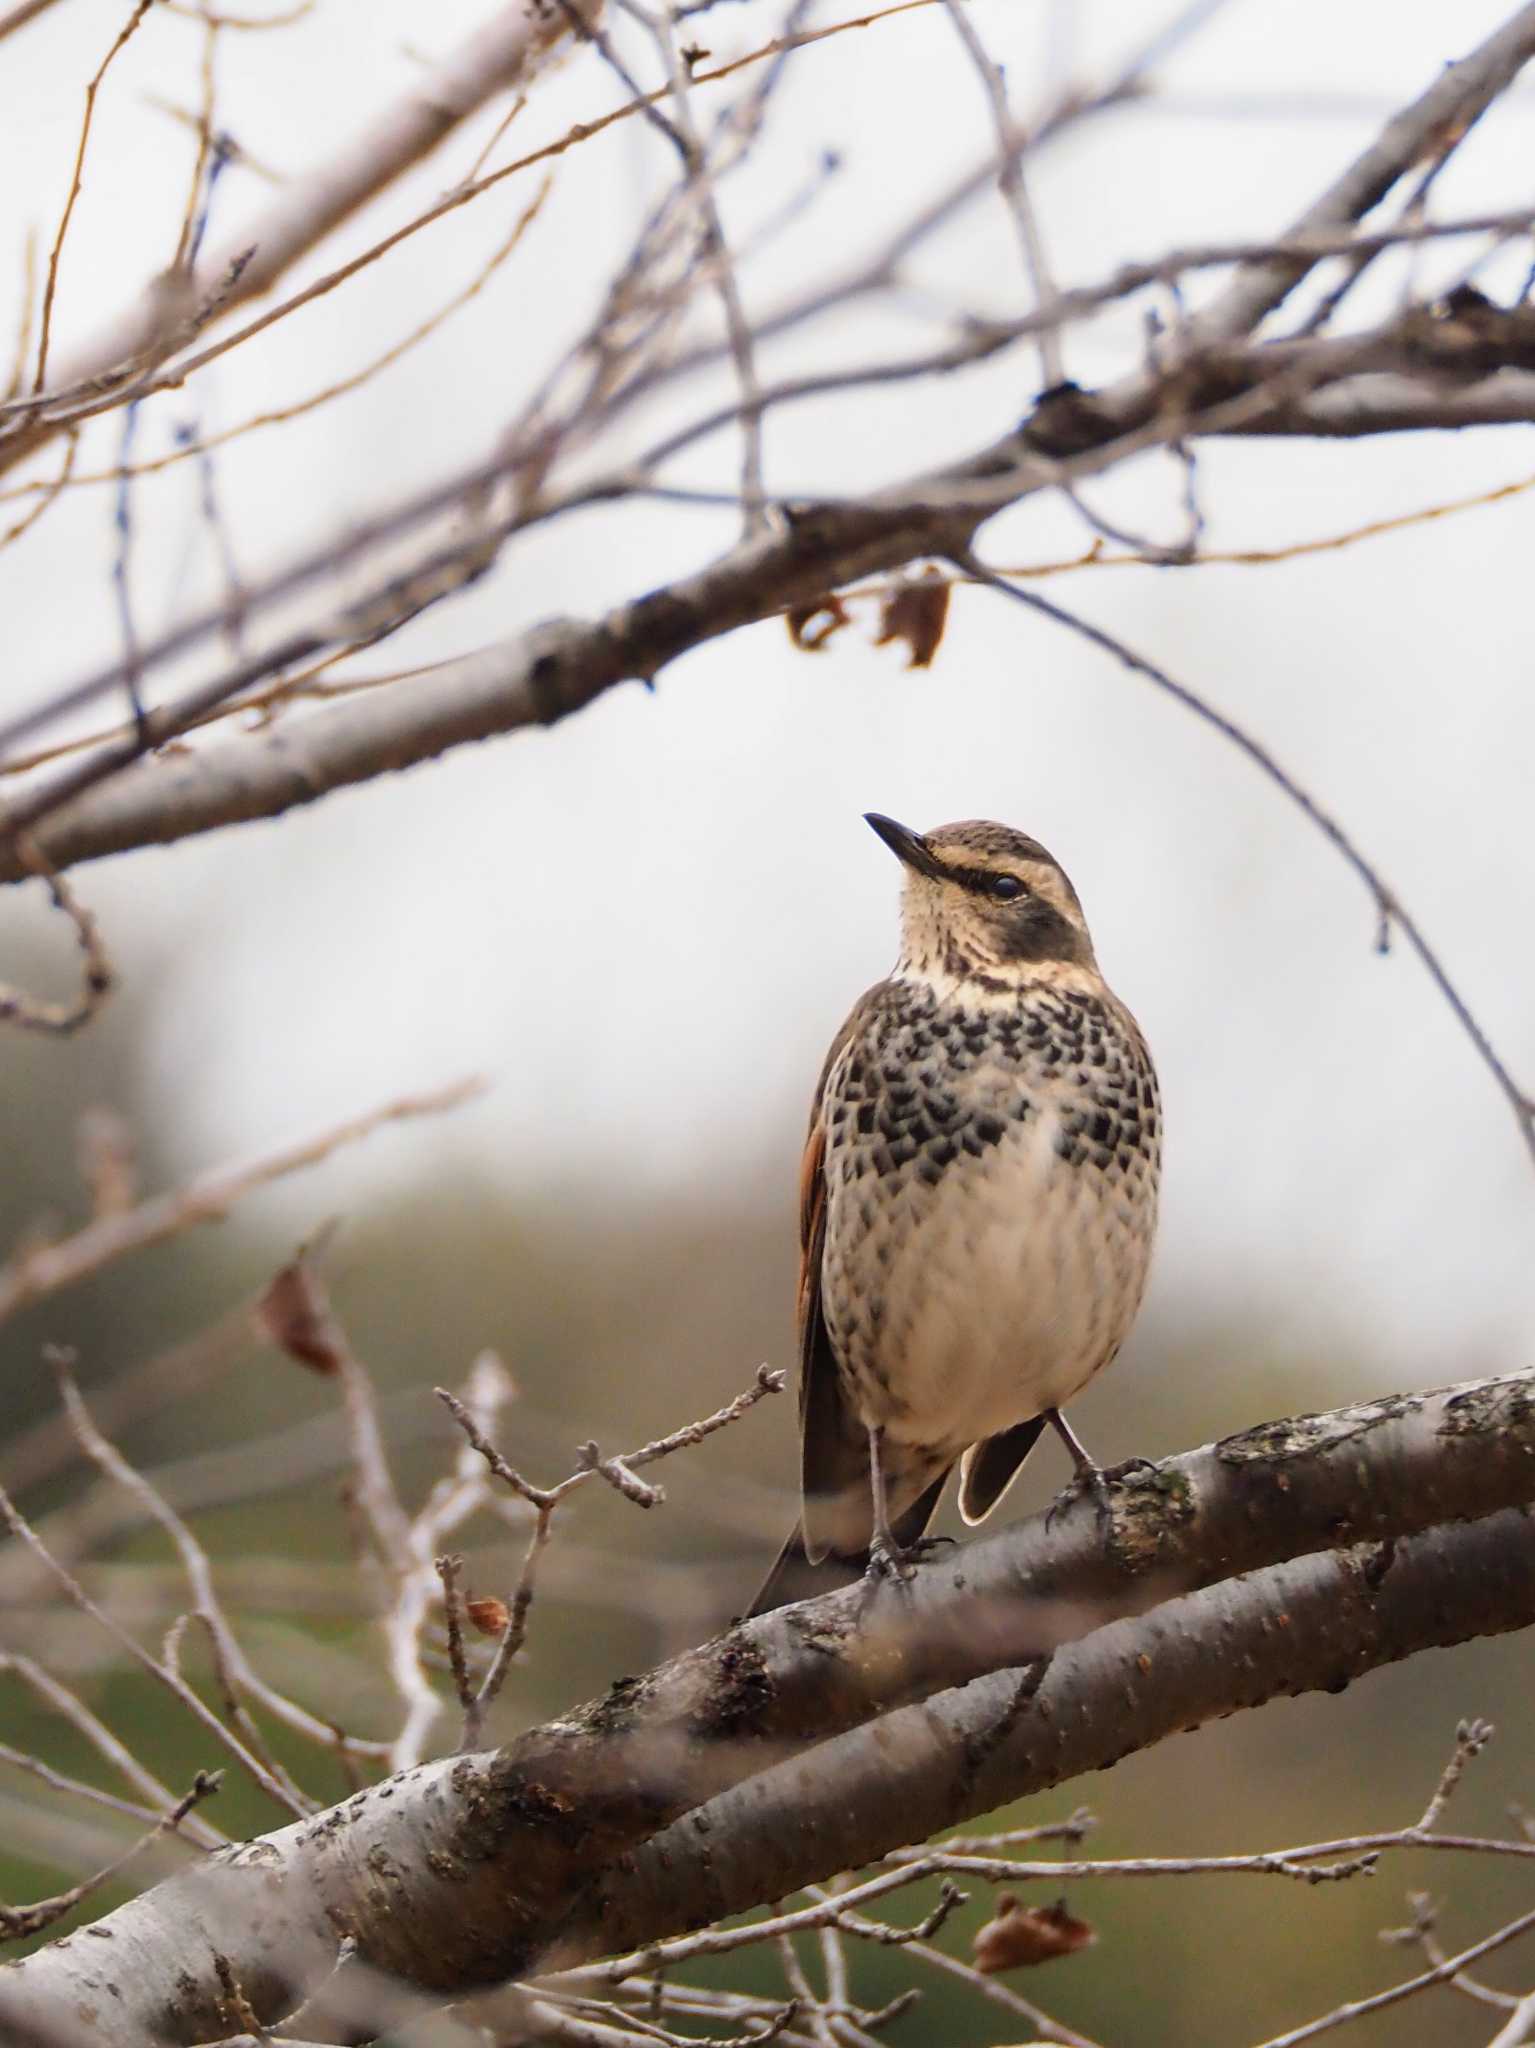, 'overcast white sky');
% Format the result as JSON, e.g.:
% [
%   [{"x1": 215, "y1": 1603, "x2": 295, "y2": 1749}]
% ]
[{"x1": 2, "y1": 0, "x2": 1533, "y2": 1382}]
